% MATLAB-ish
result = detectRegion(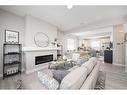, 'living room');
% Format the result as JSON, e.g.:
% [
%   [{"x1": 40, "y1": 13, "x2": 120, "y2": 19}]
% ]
[{"x1": 0, "y1": 5, "x2": 127, "y2": 90}]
